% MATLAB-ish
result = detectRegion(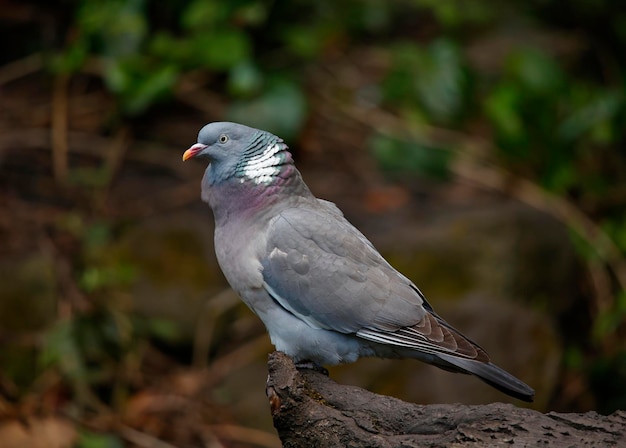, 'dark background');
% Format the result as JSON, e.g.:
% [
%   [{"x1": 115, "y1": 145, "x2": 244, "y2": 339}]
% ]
[{"x1": 1, "y1": 0, "x2": 625, "y2": 446}]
